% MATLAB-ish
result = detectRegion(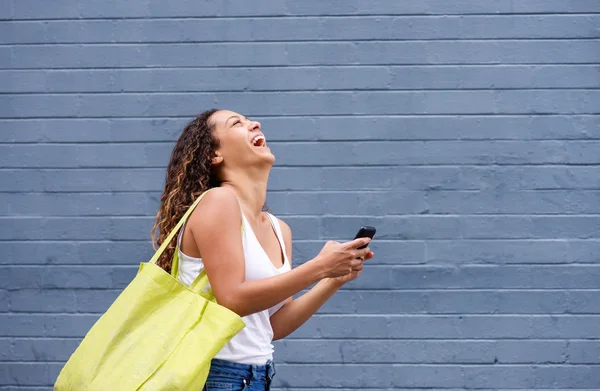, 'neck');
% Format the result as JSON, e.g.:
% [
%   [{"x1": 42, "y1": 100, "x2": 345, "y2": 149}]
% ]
[{"x1": 220, "y1": 167, "x2": 269, "y2": 221}]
